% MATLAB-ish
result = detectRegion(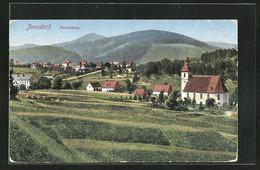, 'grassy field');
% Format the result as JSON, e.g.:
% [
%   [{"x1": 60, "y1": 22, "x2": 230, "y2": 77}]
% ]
[{"x1": 9, "y1": 89, "x2": 238, "y2": 163}]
